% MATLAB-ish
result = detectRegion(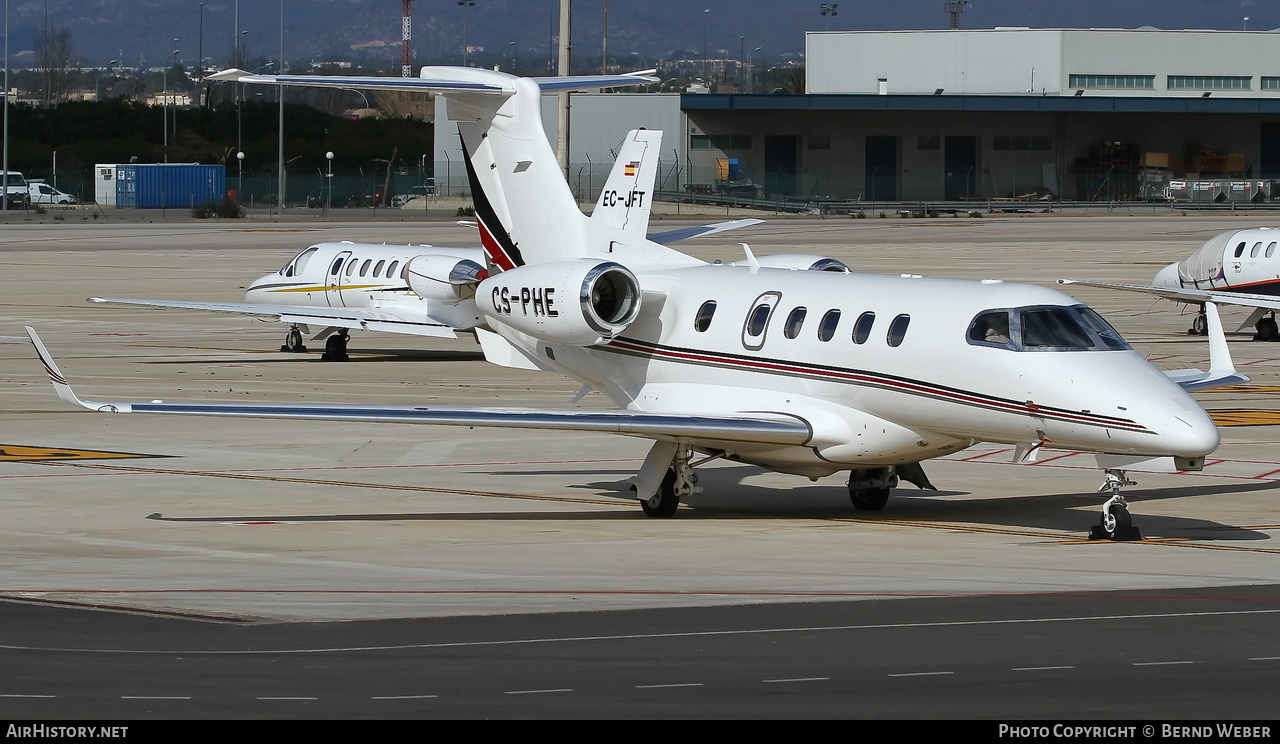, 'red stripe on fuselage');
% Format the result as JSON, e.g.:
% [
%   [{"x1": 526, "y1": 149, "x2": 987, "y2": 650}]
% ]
[{"x1": 478, "y1": 219, "x2": 515, "y2": 272}]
